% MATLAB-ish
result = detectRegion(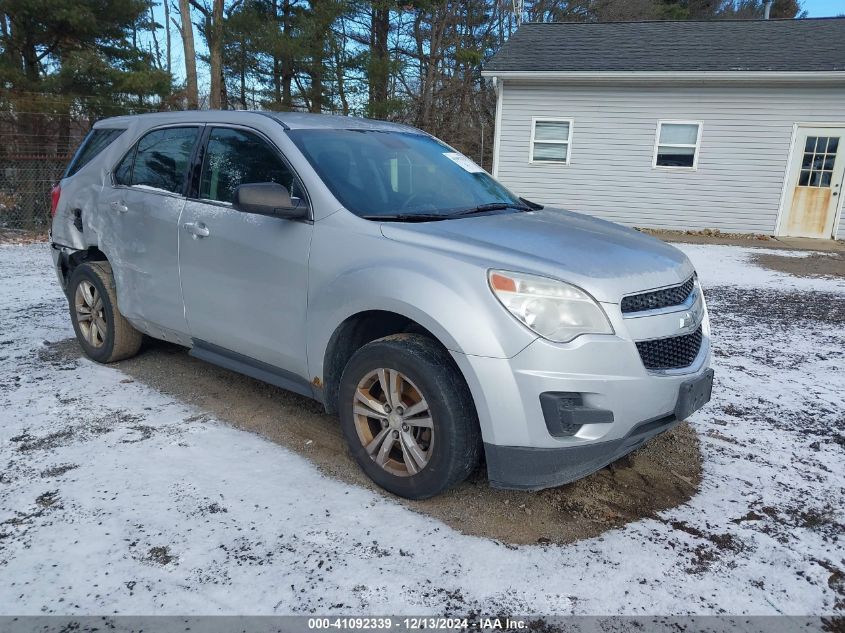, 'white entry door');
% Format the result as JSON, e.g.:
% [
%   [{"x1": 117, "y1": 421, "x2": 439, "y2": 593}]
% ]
[{"x1": 779, "y1": 126, "x2": 845, "y2": 239}]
